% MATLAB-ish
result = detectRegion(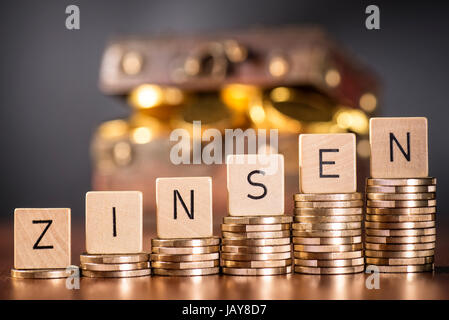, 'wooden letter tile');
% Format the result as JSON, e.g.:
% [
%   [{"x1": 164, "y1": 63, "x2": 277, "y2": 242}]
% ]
[
  {"x1": 156, "y1": 177, "x2": 213, "y2": 238},
  {"x1": 227, "y1": 154, "x2": 284, "y2": 216},
  {"x1": 370, "y1": 117, "x2": 428, "y2": 178},
  {"x1": 14, "y1": 208, "x2": 71, "y2": 269},
  {"x1": 299, "y1": 133, "x2": 356, "y2": 193},
  {"x1": 85, "y1": 191, "x2": 143, "y2": 254}
]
